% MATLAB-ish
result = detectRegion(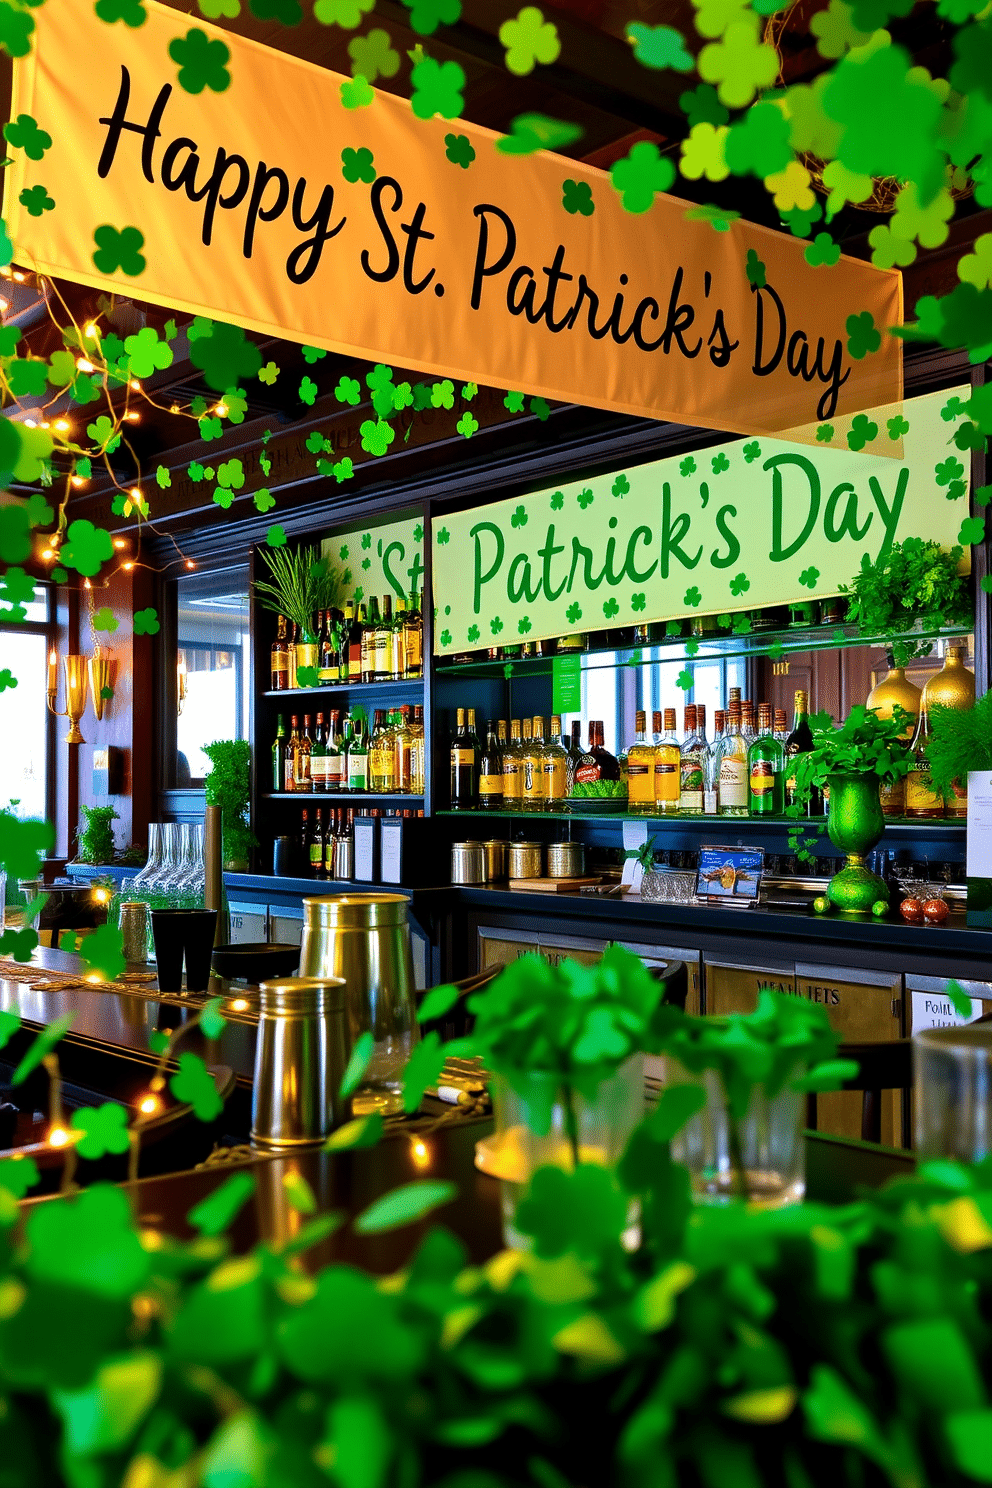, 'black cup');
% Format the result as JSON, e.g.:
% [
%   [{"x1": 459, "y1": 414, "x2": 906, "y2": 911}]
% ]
[
  {"x1": 273, "y1": 836, "x2": 294, "y2": 877},
  {"x1": 151, "y1": 909, "x2": 218, "y2": 994}
]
